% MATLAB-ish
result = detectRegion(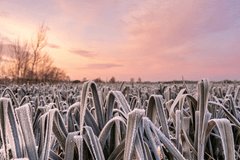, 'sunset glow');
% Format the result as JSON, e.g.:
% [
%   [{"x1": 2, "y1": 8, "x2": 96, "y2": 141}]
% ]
[{"x1": 0, "y1": 0, "x2": 239, "y2": 81}]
